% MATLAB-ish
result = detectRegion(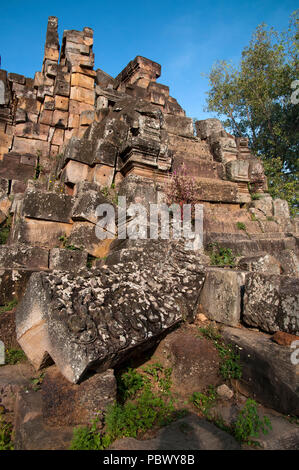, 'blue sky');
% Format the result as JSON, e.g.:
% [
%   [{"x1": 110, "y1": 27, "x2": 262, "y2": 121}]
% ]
[{"x1": 1, "y1": 0, "x2": 297, "y2": 120}]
